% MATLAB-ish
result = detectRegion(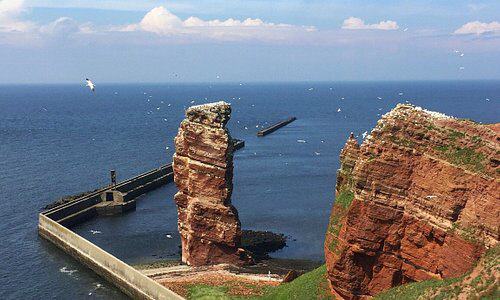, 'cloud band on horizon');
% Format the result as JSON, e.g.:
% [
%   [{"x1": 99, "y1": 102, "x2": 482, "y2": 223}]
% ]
[
  {"x1": 341, "y1": 17, "x2": 399, "y2": 30},
  {"x1": 119, "y1": 6, "x2": 316, "y2": 41},
  {"x1": 454, "y1": 21, "x2": 500, "y2": 35}
]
